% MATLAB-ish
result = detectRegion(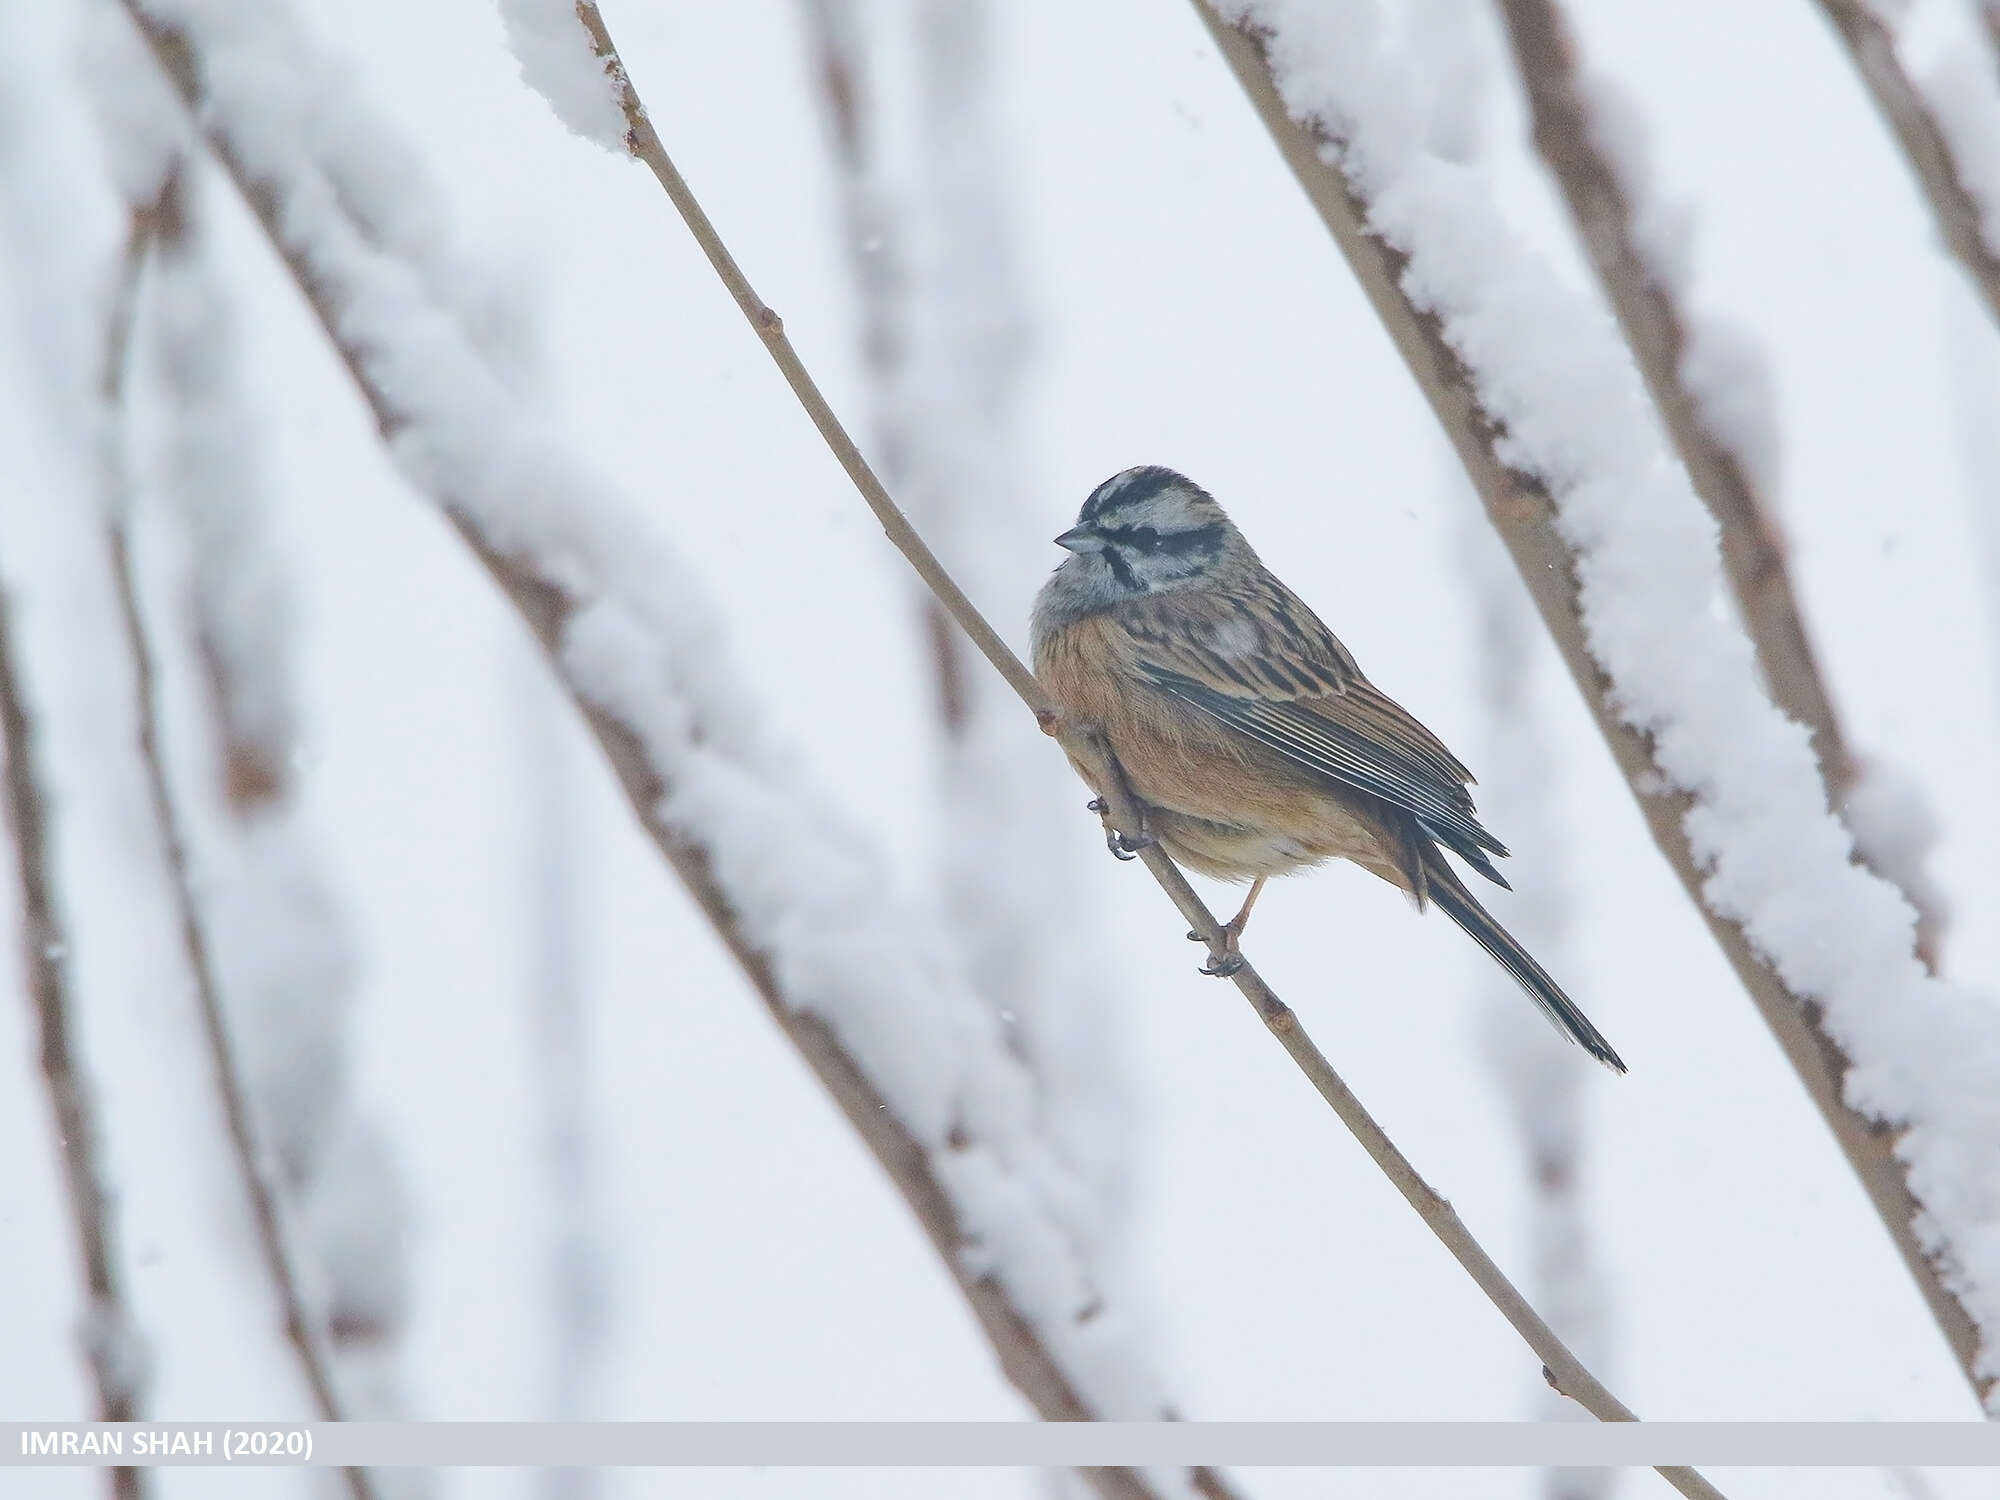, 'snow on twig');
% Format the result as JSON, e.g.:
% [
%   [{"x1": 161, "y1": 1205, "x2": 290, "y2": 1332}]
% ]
[
  {"x1": 498, "y1": 0, "x2": 627, "y2": 153},
  {"x1": 1497, "y1": 0, "x2": 1948, "y2": 970},
  {"x1": 115, "y1": 1, "x2": 1196, "y2": 1484},
  {"x1": 1199, "y1": 0, "x2": 2000, "y2": 1410}
]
